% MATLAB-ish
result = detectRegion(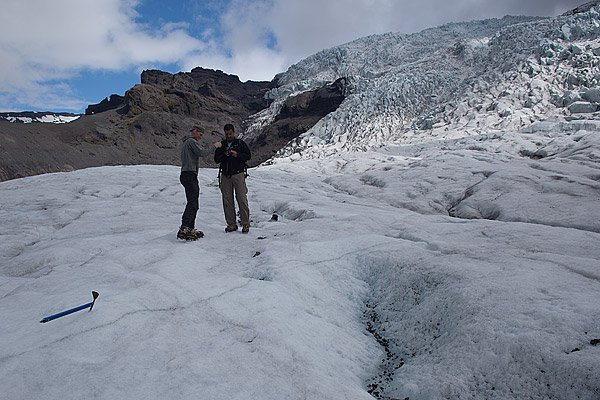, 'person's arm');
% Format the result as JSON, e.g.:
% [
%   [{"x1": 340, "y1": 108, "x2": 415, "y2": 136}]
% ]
[
  {"x1": 214, "y1": 141, "x2": 225, "y2": 163},
  {"x1": 190, "y1": 139, "x2": 210, "y2": 157}
]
